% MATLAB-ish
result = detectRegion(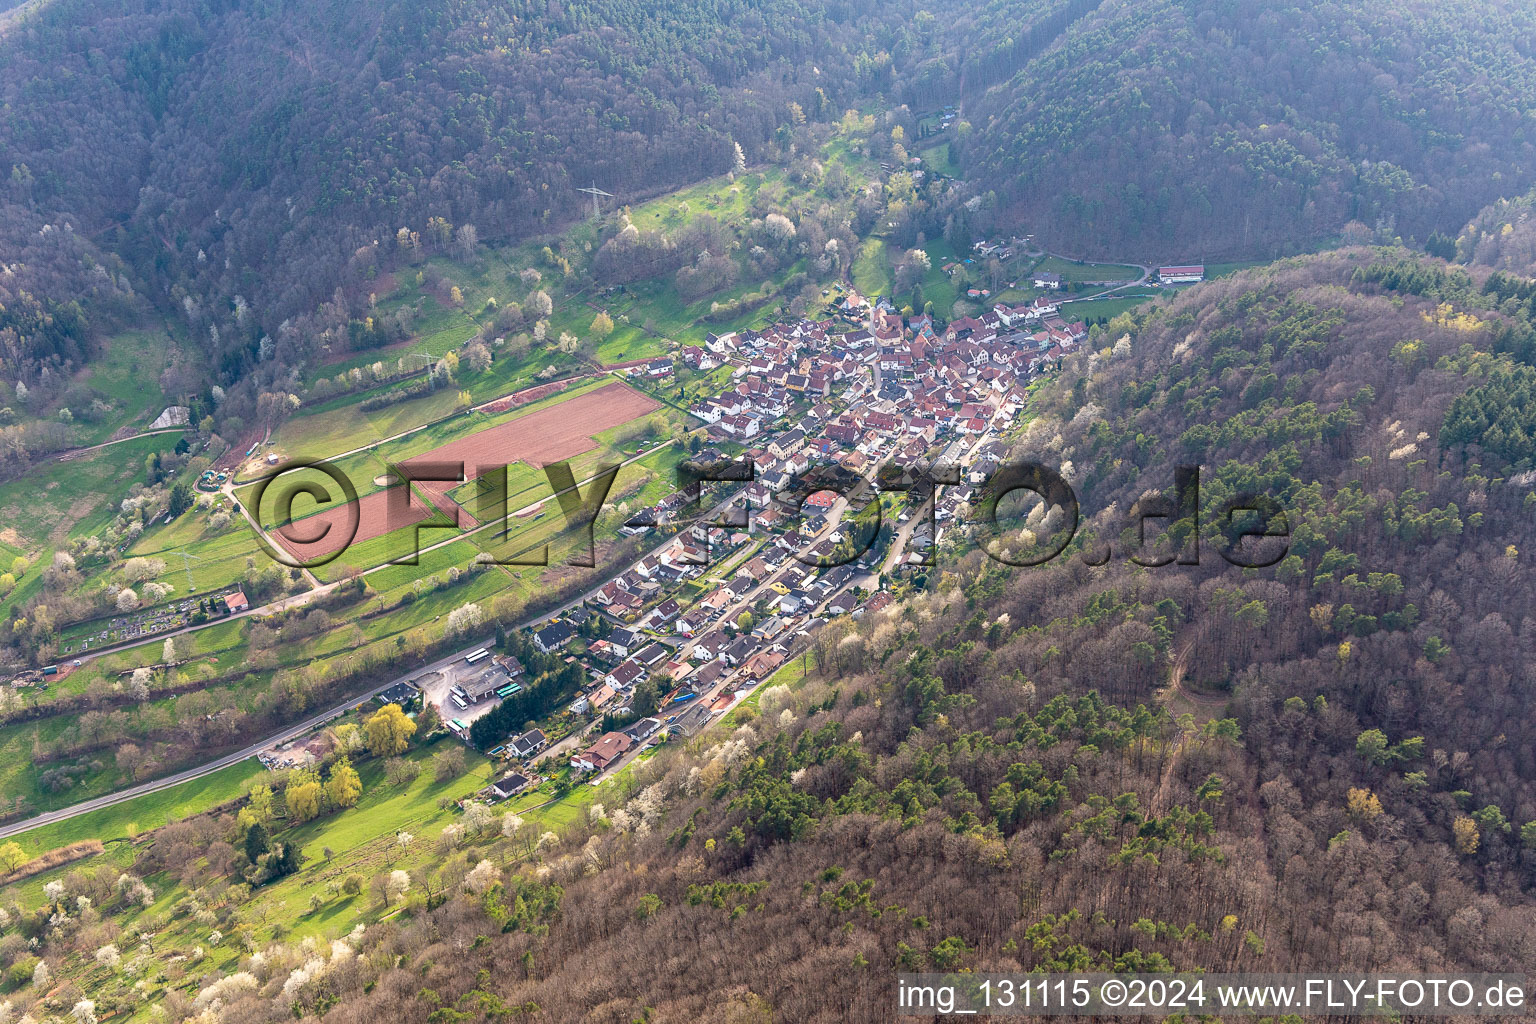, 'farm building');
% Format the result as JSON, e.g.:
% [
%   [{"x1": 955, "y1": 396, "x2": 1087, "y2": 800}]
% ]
[{"x1": 1158, "y1": 265, "x2": 1205, "y2": 284}]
